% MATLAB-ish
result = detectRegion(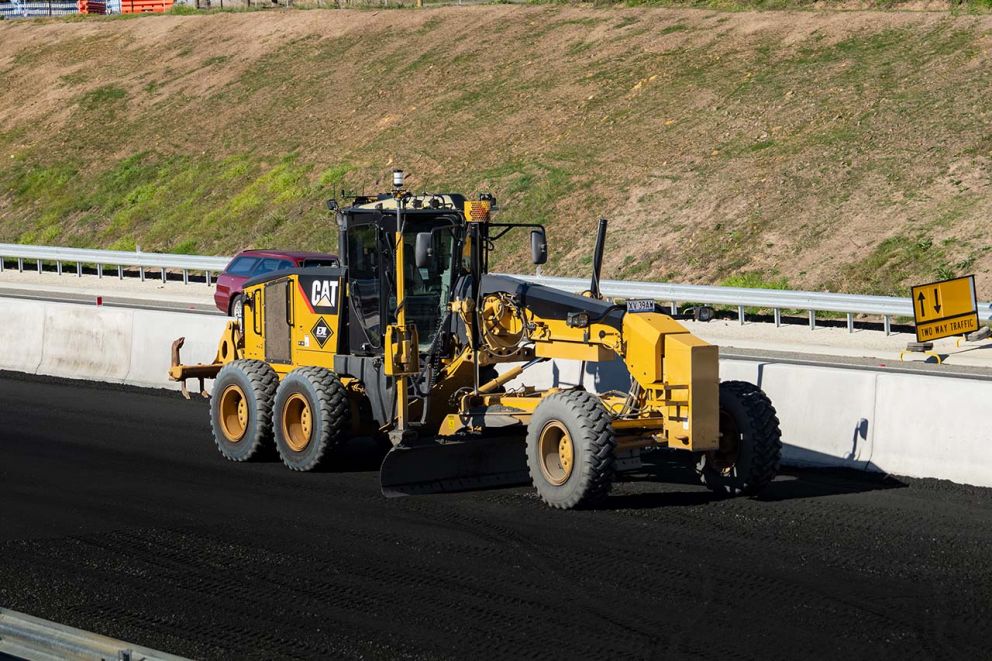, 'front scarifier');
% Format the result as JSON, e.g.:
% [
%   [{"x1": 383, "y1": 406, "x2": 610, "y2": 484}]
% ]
[{"x1": 170, "y1": 170, "x2": 783, "y2": 510}]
